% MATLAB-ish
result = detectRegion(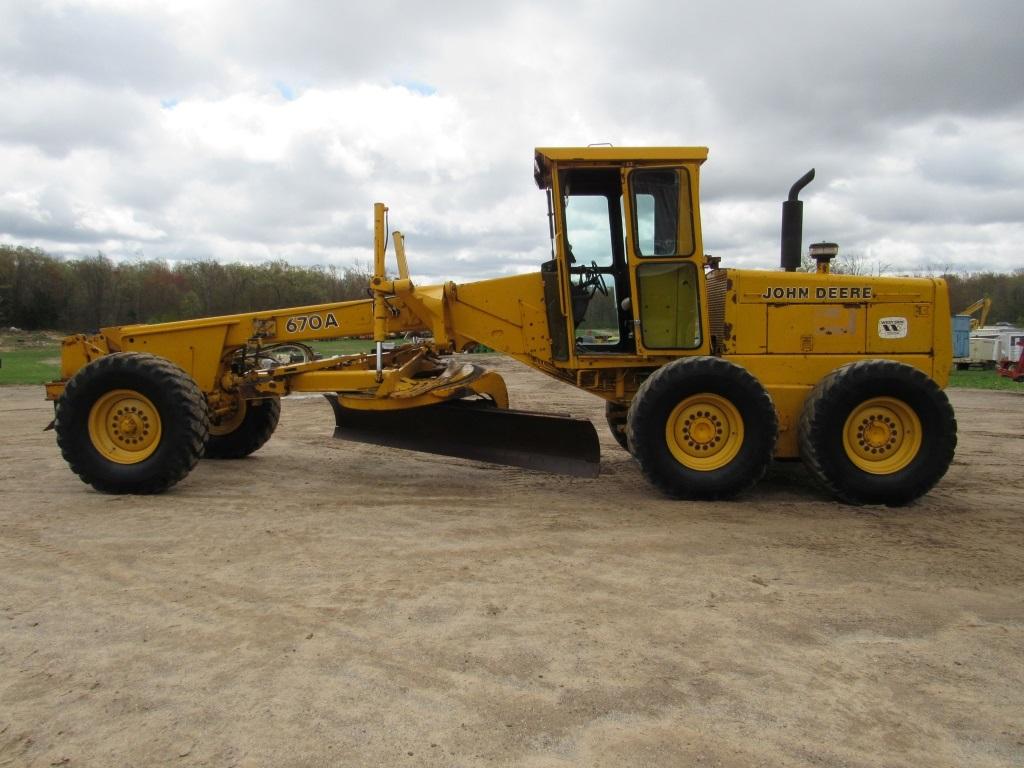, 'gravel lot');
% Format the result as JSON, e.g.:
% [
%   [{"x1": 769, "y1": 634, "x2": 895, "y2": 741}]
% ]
[{"x1": 2, "y1": 357, "x2": 1023, "y2": 767}]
